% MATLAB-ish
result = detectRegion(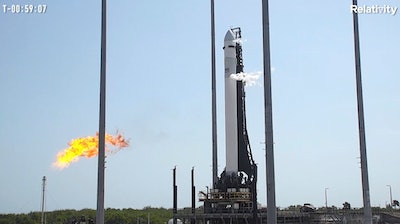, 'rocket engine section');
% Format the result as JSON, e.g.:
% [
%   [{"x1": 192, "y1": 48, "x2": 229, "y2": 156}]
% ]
[{"x1": 200, "y1": 28, "x2": 257, "y2": 214}]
